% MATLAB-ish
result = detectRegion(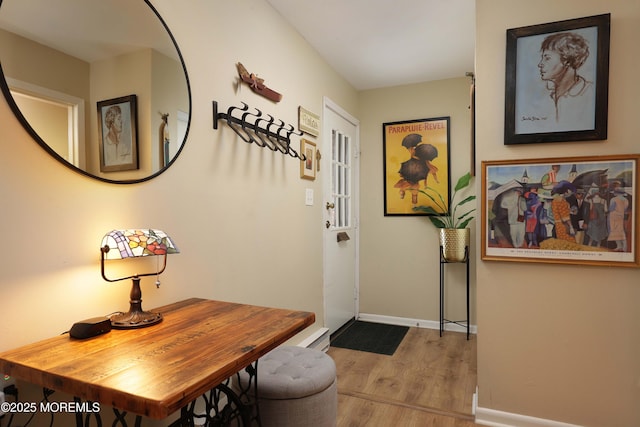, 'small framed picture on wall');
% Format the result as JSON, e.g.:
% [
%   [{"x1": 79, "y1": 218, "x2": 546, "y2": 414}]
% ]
[
  {"x1": 97, "y1": 94, "x2": 139, "y2": 172},
  {"x1": 300, "y1": 138, "x2": 317, "y2": 180}
]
